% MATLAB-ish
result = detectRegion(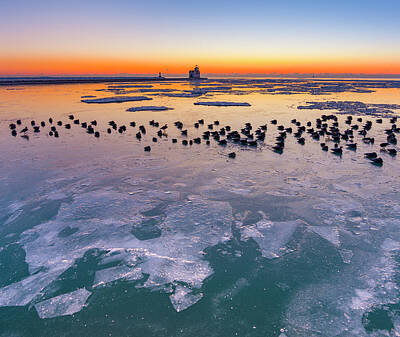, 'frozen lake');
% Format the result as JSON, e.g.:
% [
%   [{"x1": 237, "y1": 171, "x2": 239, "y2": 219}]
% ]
[{"x1": 0, "y1": 78, "x2": 399, "y2": 336}]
